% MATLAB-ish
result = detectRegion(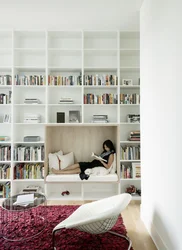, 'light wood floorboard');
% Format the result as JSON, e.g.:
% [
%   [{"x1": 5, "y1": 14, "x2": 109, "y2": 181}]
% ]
[{"x1": 47, "y1": 200, "x2": 157, "y2": 250}]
